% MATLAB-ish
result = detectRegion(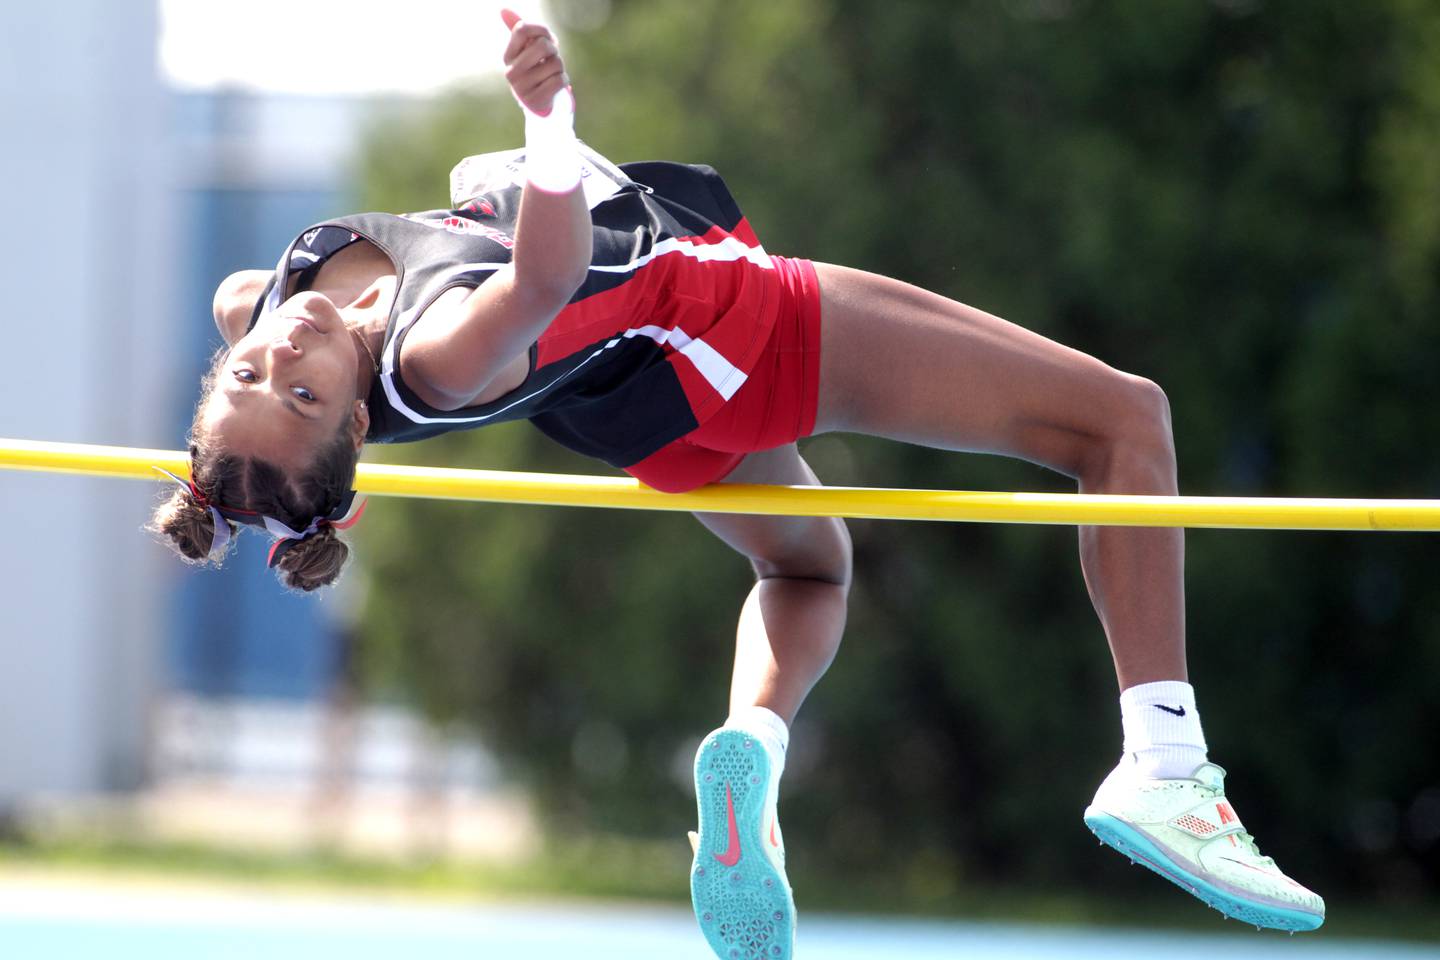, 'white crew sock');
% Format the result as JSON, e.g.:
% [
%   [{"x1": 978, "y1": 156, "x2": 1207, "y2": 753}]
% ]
[
  {"x1": 725, "y1": 705, "x2": 789, "y2": 776},
  {"x1": 1117, "y1": 680, "x2": 1208, "y2": 780}
]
